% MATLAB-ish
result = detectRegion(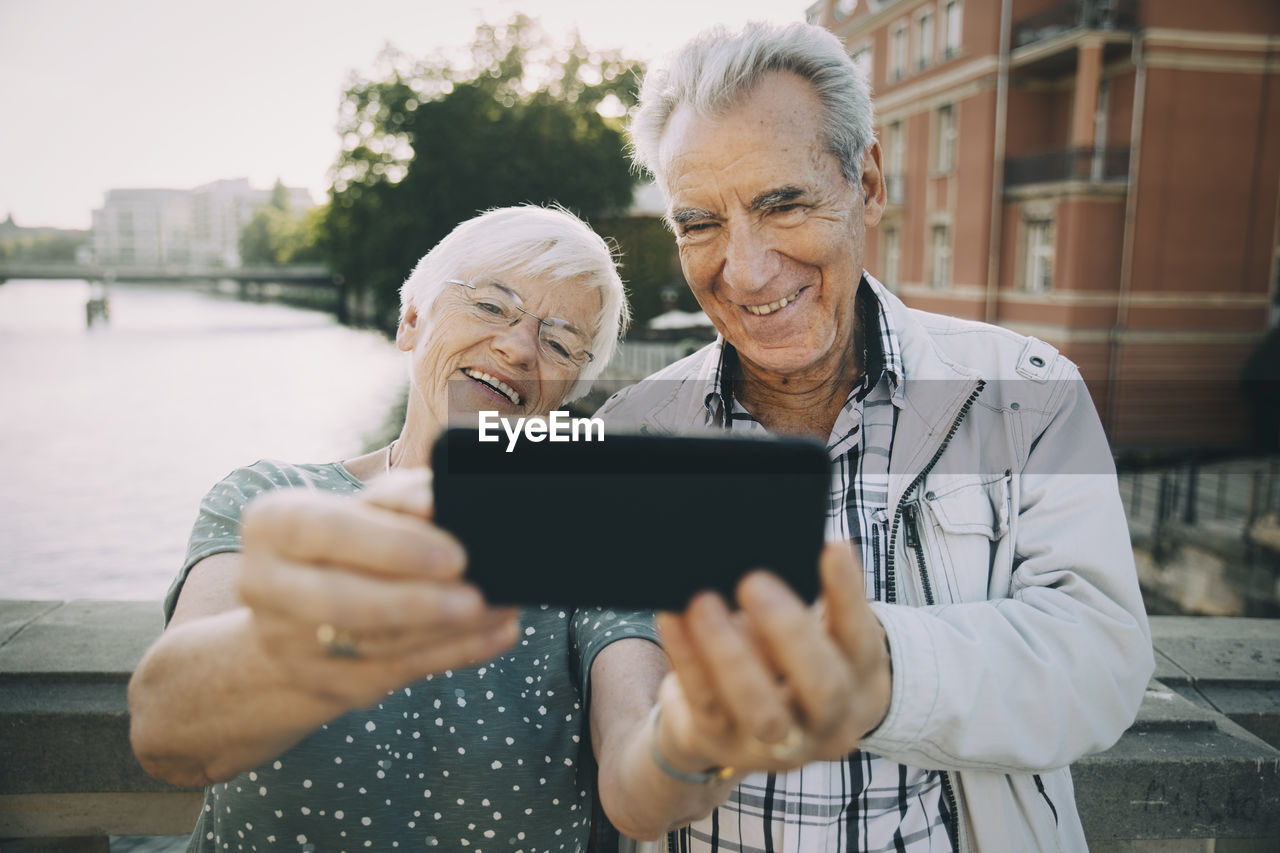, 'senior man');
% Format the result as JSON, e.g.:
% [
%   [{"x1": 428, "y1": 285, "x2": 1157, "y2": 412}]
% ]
[{"x1": 598, "y1": 20, "x2": 1153, "y2": 852}]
